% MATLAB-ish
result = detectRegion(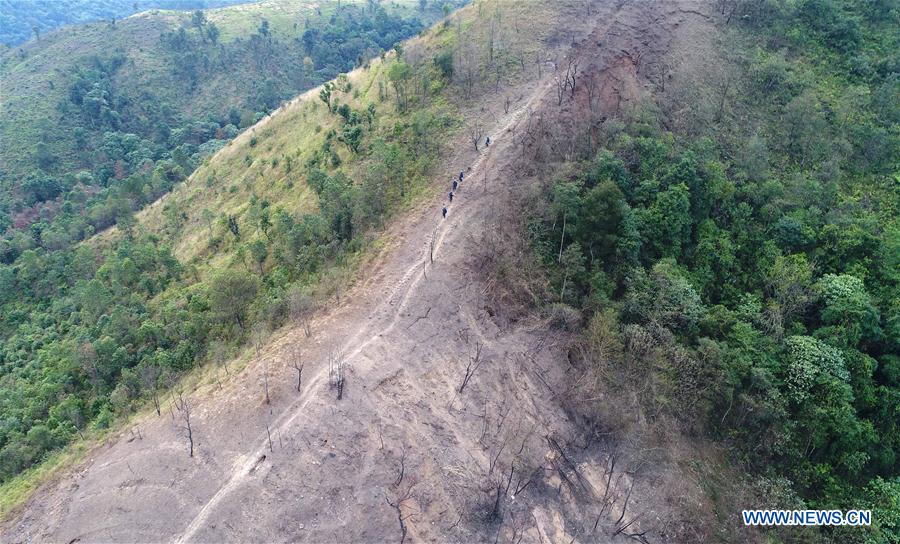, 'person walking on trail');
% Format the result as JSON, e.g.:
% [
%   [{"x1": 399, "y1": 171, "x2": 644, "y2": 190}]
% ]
[
  {"x1": 459, "y1": 171, "x2": 464, "y2": 182},
  {"x1": 448, "y1": 191, "x2": 454, "y2": 202},
  {"x1": 452, "y1": 179, "x2": 458, "y2": 191},
  {"x1": 485, "y1": 136, "x2": 491, "y2": 147},
  {"x1": 442, "y1": 207, "x2": 448, "y2": 218}
]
